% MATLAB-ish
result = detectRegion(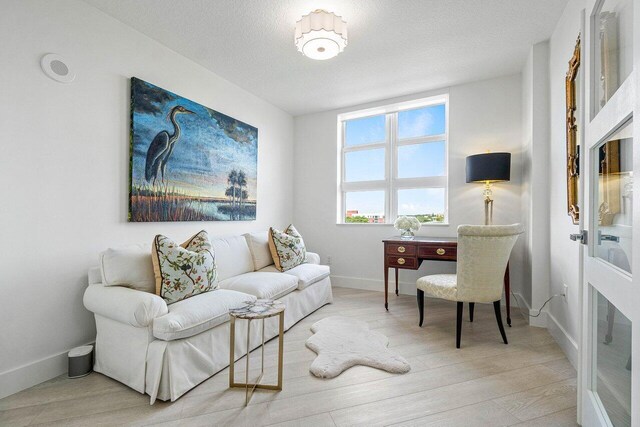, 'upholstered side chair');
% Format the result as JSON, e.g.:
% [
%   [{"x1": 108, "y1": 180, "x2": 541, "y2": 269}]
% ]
[{"x1": 416, "y1": 224, "x2": 524, "y2": 348}]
